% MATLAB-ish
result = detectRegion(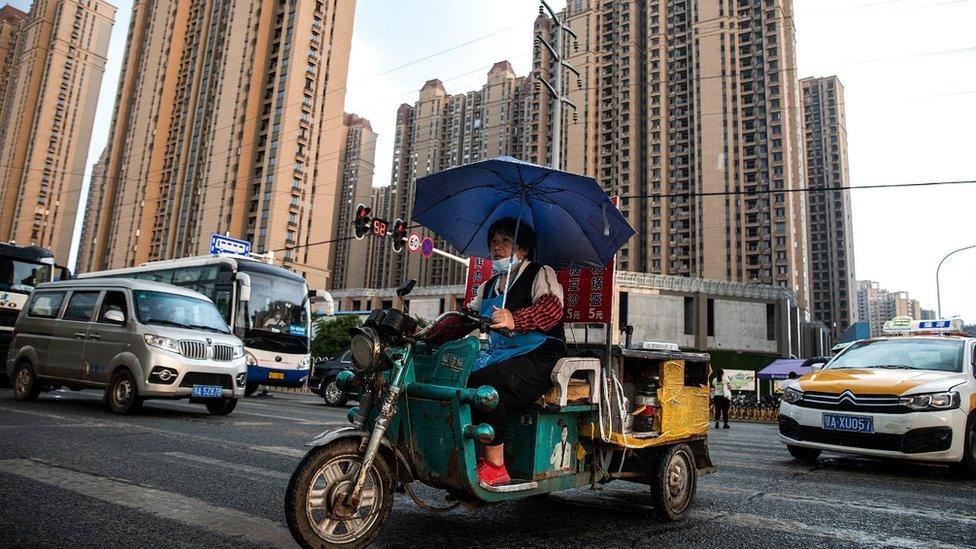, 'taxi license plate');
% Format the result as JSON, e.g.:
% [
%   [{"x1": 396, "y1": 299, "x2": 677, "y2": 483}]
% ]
[
  {"x1": 268, "y1": 371, "x2": 285, "y2": 380},
  {"x1": 191, "y1": 385, "x2": 223, "y2": 399},
  {"x1": 822, "y1": 413, "x2": 873, "y2": 433}
]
